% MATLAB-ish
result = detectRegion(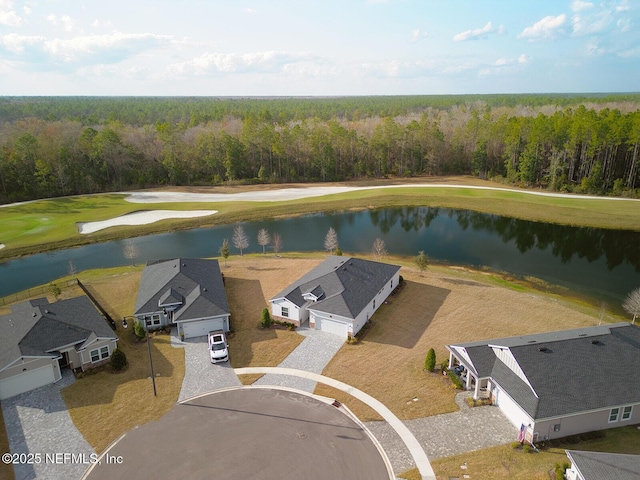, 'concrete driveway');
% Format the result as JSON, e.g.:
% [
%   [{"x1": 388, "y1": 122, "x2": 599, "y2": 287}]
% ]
[
  {"x1": 171, "y1": 329, "x2": 241, "y2": 402},
  {"x1": 1, "y1": 369, "x2": 94, "y2": 480}
]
